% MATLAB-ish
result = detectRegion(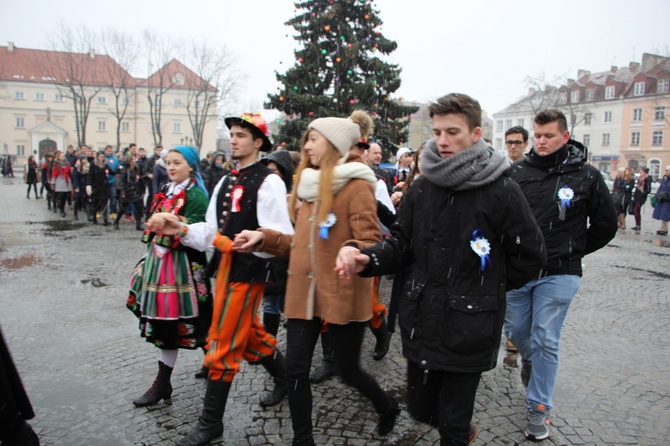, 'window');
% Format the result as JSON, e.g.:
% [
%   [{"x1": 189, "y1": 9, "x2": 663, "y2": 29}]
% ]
[
  {"x1": 602, "y1": 133, "x2": 610, "y2": 146},
  {"x1": 121, "y1": 97, "x2": 129, "y2": 105},
  {"x1": 173, "y1": 122, "x2": 181, "y2": 133},
  {"x1": 16, "y1": 145, "x2": 25, "y2": 156},
  {"x1": 505, "y1": 119, "x2": 512, "y2": 130},
  {"x1": 586, "y1": 89, "x2": 594, "y2": 101},
  {"x1": 584, "y1": 113, "x2": 593, "y2": 125},
  {"x1": 652, "y1": 130, "x2": 663, "y2": 146},
  {"x1": 632, "y1": 108, "x2": 643, "y2": 121},
  {"x1": 605, "y1": 85, "x2": 615, "y2": 99},
  {"x1": 173, "y1": 98, "x2": 183, "y2": 106},
  {"x1": 654, "y1": 106, "x2": 666, "y2": 121},
  {"x1": 14, "y1": 91, "x2": 25, "y2": 100},
  {"x1": 583, "y1": 134, "x2": 590, "y2": 147},
  {"x1": 495, "y1": 138, "x2": 502, "y2": 150},
  {"x1": 559, "y1": 92, "x2": 567, "y2": 104},
  {"x1": 54, "y1": 93, "x2": 64, "y2": 102},
  {"x1": 604, "y1": 111, "x2": 612, "y2": 123},
  {"x1": 98, "y1": 121, "x2": 106, "y2": 131},
  {"x1": 97, "y1": 96, "x2": 107, "y2": 104},
  {"x1": 496, "y1": 121, "x2": 503, "y2": 132},
  {"x1": 15, "y1": 117, "x2": 24, "y2": 128},
  {"x1": 121, "y1": 121, "x2": 130, "y2": 132},
  {"x1": 649, "y1": 159, "x2": 661, "y2": 180},
  {"x1": 631, "y1": 132, "x2": 640, "y2": 146},
  {"x1": 658, "y1": 79, "x2": 669, "y2": 94},
  {"x1": 35, "y1": 92, "x2": 45, "y2": 101},
  {"x1": 571, "y1": 91, "x2": 580, "y2": 103},
  {"x1": 634, "y1": 81, "x2": 645, "y2": 96},
  {"x1": 517, "y1": 118, "x2": 524, "y2": 127}
]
